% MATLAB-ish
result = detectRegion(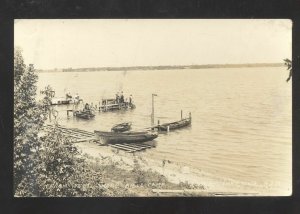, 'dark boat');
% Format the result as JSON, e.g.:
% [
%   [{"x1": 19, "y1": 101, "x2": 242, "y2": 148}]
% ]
[
  {"x1": 111, "y1": 122, "x2": 132, "y2": 132},
  {"x1": 157, "y1": 117, "x2": 191, "y2": 131},
  {"x1": 73, "y1": 110, "x2": 95, "y2": 119},
  {"x1": 94, "y1": 130, "x2": 158, "y2": 144}
]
